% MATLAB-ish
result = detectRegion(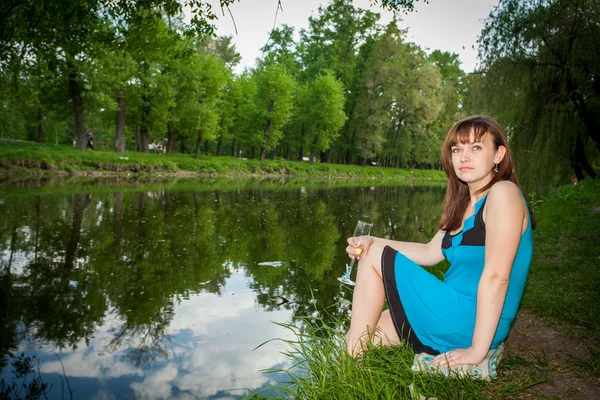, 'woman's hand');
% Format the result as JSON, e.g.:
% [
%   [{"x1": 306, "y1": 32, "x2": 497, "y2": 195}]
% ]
[
  {"x1": 346, "y1": 236, "x2": 374, "y2": 260},
  {"x1": 428, "y1": 347, "x2": 486, "y2": 368}
]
